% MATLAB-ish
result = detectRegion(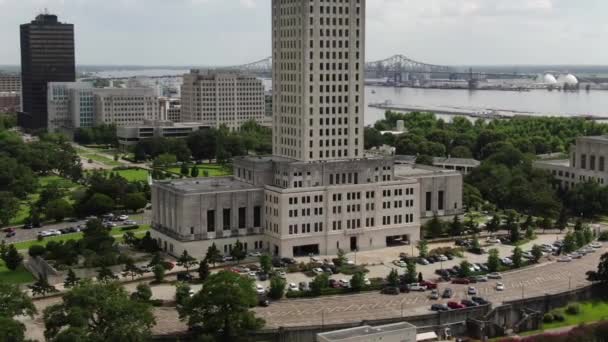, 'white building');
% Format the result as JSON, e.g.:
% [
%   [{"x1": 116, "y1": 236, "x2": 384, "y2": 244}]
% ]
[
  {"x1": 150, "y1": 0, "x2": 463, "y2": 259},
  {"x1": 159, "y1": 97, "x2": 181, "y2": 122},
  {"x1": 317, "y1": 322, "x2": 417, "y2": 342},
  {"x1": 94, "y1": 88, "x2": 160, "y2": 126},
  {"x1": 181, "y1": 70, "x2": 266, "y2": 130},
  {"x1": 47, "y1": 82, "x2": 94, "y2": 132},
  {"x1": 117, "y1": 119, "x2": 209, "y2": 148}
]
